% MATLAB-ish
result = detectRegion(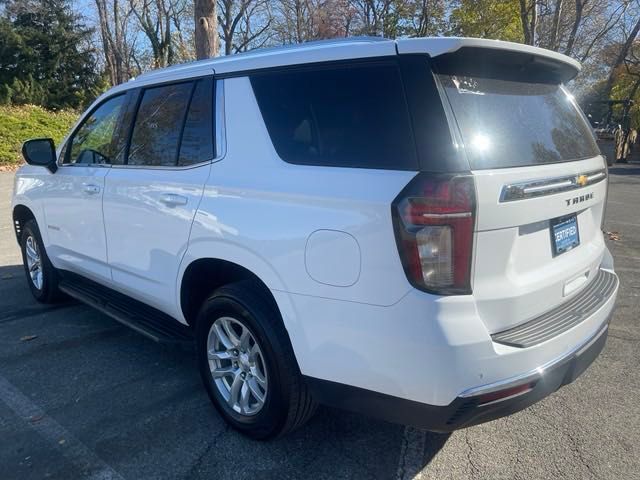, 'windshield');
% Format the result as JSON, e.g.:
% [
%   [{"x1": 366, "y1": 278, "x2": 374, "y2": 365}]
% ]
[{"x1": 438, "y1": 75, "x2": 600, "y2": 170}]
